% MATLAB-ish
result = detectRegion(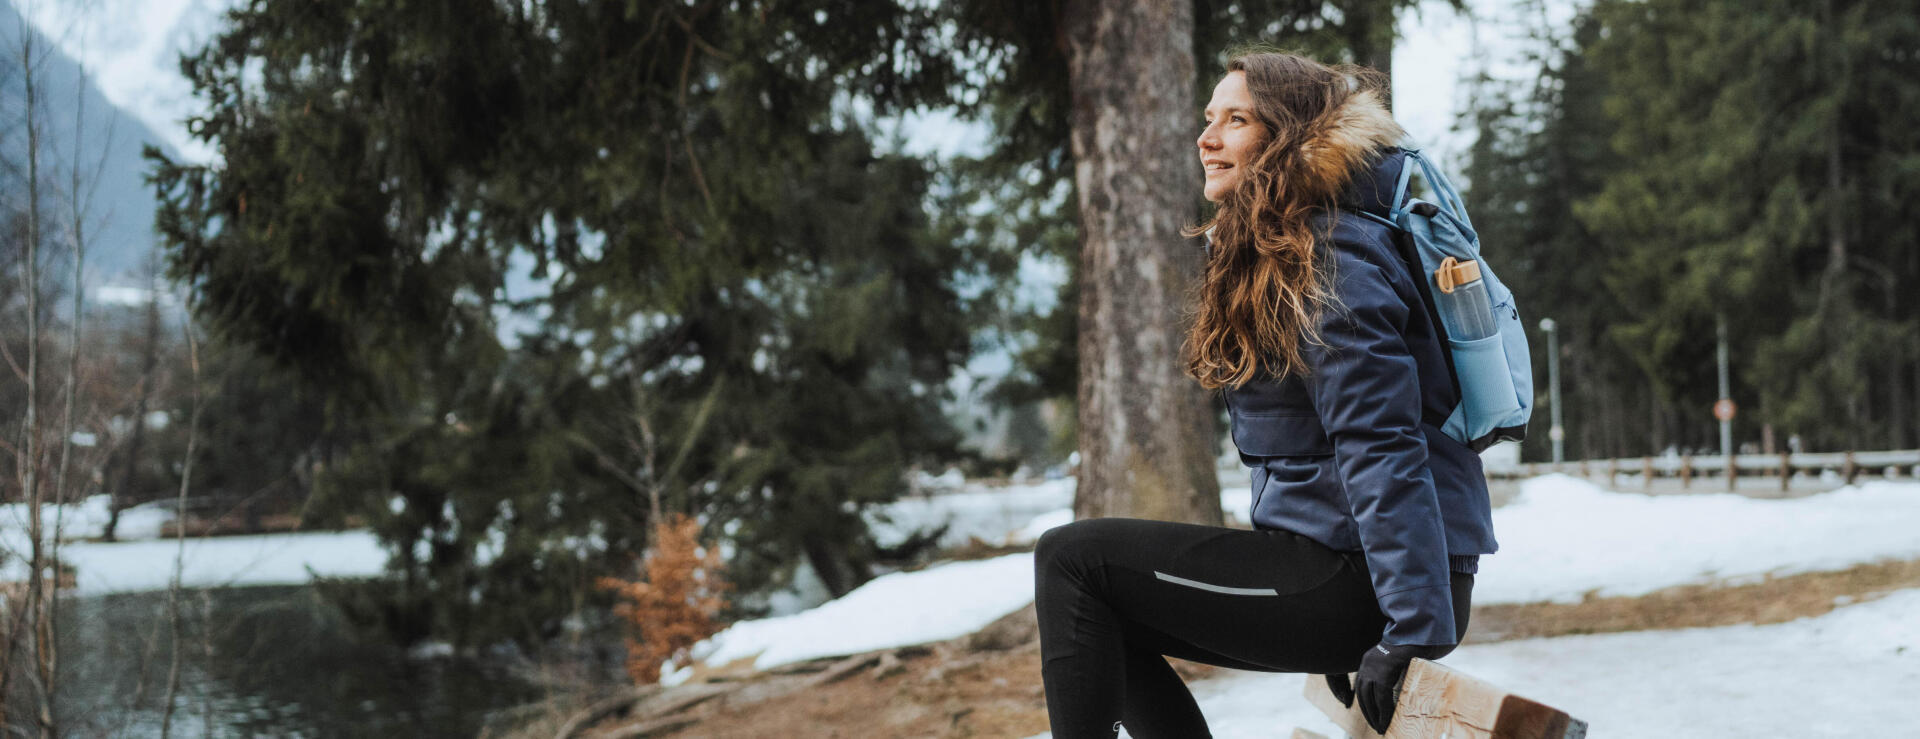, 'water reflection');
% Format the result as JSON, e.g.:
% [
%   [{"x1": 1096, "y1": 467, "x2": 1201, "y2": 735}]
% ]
[{"x1": 54, "y1": 586, "x2": 539, "y2": 737}]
